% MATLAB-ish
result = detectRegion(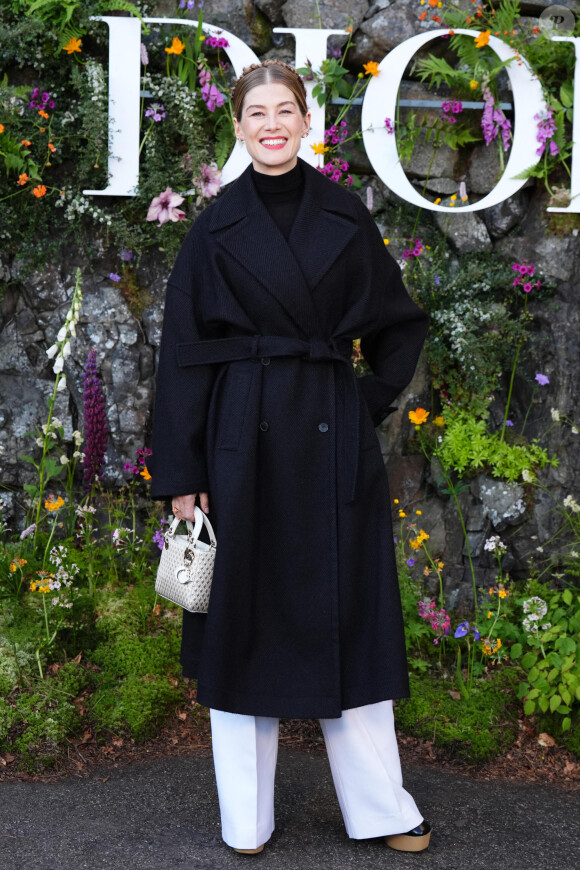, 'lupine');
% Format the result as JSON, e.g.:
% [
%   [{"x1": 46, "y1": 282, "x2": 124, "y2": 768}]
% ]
[{"x1": 82, "y1": 349, "x2": 108, "y2": 490}]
